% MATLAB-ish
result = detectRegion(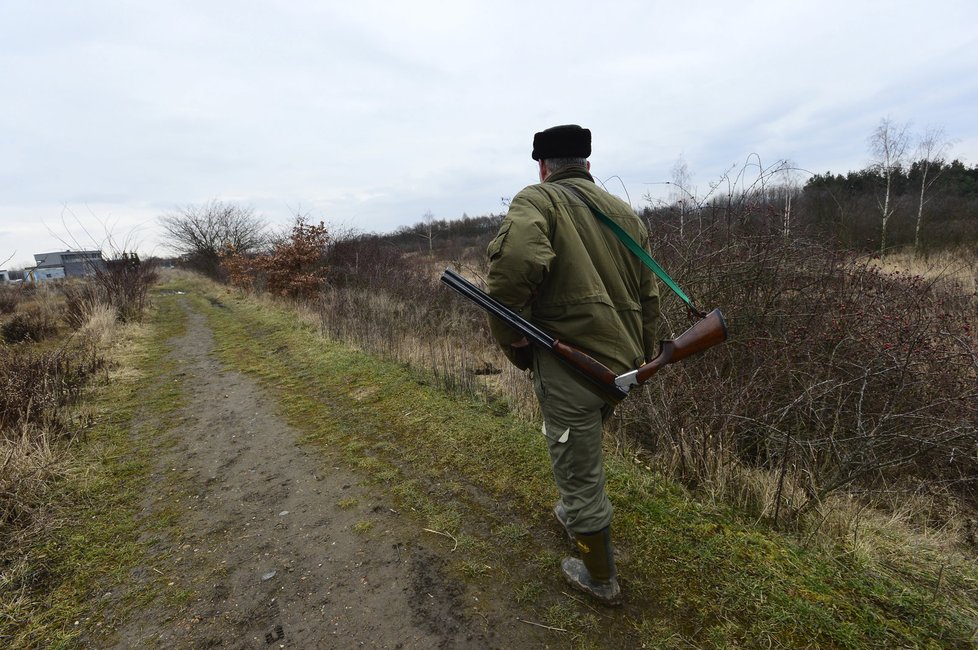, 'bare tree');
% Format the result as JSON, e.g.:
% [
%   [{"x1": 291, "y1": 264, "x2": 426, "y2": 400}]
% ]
[
  {"x1": 774, "y1": 161, "x2": 801, "y2": 238},
  {"x1": 415, "y1": 210, "x2": 438, "y2": 255},
  {"x1": 669, "y1": 155, "x2": 694, "y2": 237},
  {"x1": 868, "y1": 118, "x2": 910, "y2": 256},
  {"x1": 158, "y1": 200, "x2": 267, "y2": 277},
  {"x1": 912, "y1": 127, "x2": 952, "y2": 254}
]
